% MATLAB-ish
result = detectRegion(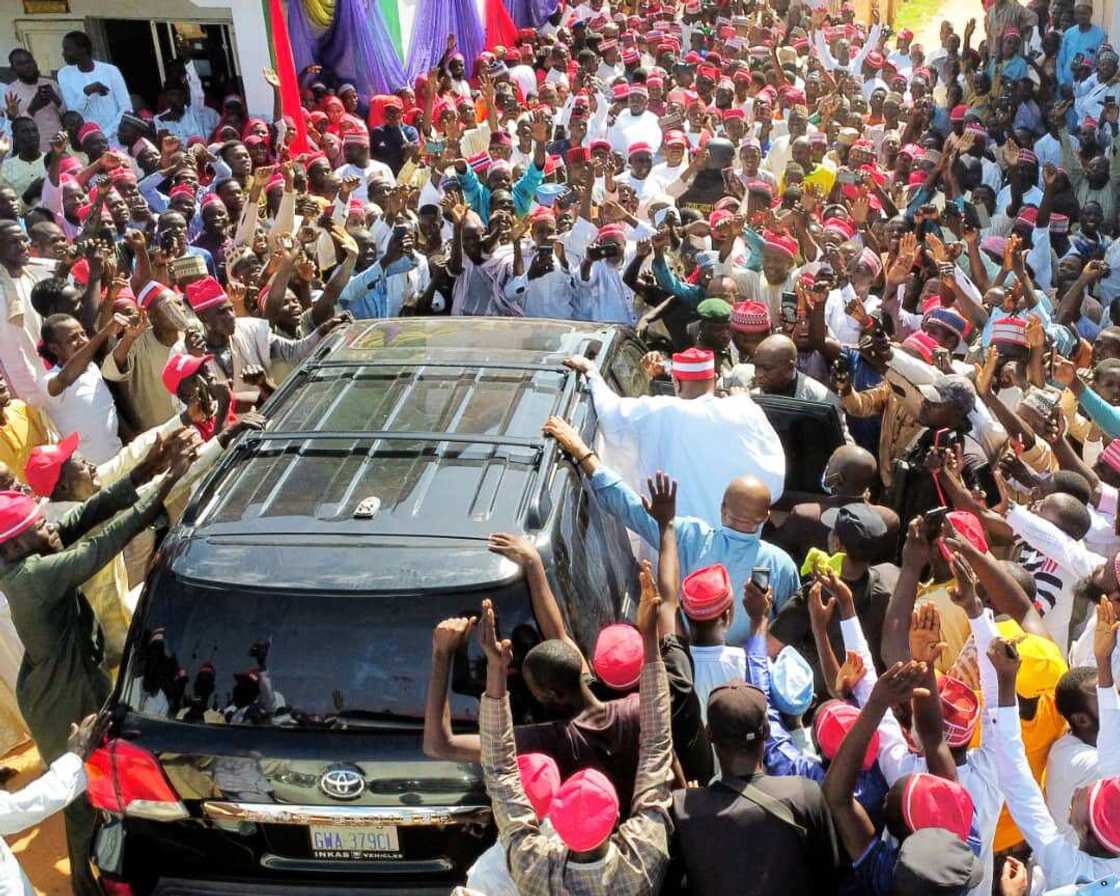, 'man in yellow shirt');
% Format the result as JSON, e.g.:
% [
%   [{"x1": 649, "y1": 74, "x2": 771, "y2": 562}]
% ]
[
  {"x1": 0, "y1": 376, "x2": 51, "y2": 484},
  {"x1": 991, "y1": 618, "x2": 1069, "y2": 854}
]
